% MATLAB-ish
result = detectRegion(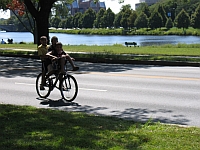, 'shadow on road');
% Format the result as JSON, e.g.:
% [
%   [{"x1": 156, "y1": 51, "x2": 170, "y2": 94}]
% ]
[
  {"x1": 37, "y1": 97, "x2": 190, "y2": 126},
  {"x1": 0, "y1": 56, "x2": 153, "y2": 78},
  {"x1": 1, "y1": 56, "x2": 191, "y2": 126}
]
